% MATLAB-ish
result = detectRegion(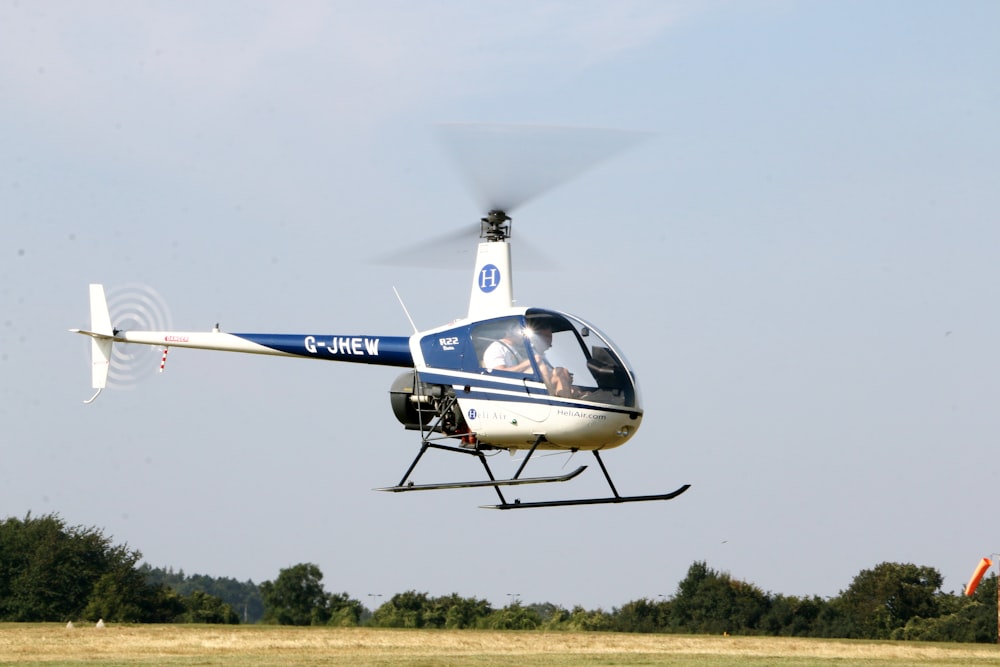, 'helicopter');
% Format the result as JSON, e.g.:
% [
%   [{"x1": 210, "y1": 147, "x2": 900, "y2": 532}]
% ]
[{"x1": 70, "y1": 124, "x2": 690, "y2": 510}]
